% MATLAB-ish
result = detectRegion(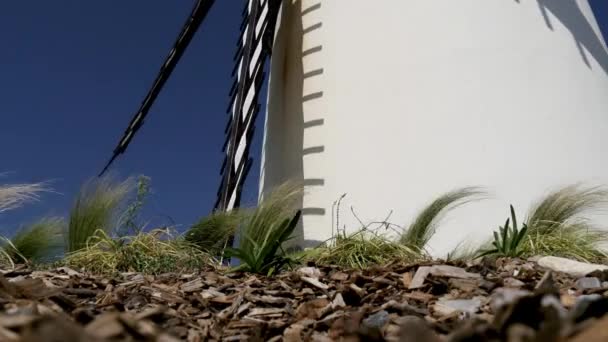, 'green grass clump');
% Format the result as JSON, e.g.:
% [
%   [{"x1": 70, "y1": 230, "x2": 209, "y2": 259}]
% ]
[
  {"x1": 4, "y1": 217, "x2": 64, "y2": 263},
  {"x1": 65, "y1": 229, "x2": 213, "y2": 275},
  {"x1": 185, "y1": 181, "x2": 304, "y2": 274},
  {"x1": 67, "y1": 176, "x2": 134, "y2": 253},
  {"x1": 305, "y1": 228, "x2": 421, "y2": 269},
  {"x1": 519, "y1": 184, "x2": 608, "y2": 262},
  {"x1": 401, "y1": 187, "x2": 485, "y2": 252},
  {"x1": 304, "y1": 186, "x2": 483, "y2": 268},
  {"x1": 186, "y1": 210, "x2": 247, "y2": 255}
]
